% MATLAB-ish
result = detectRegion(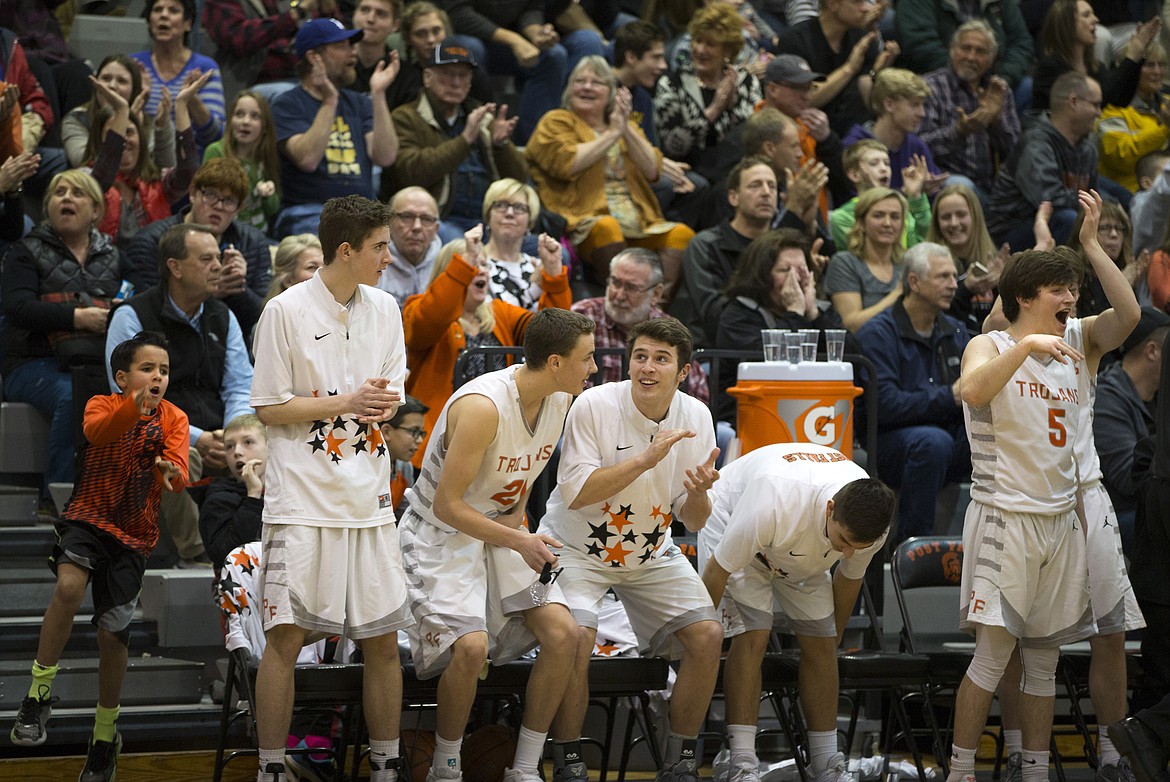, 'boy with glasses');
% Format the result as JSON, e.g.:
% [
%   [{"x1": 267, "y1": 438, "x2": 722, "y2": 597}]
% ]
[
  {"x1": 380, "y1": 394, "x2": 429, "y2": 517},
  {"x1": 125, "y1": 157, "x2": 276, "y2": 338}
]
